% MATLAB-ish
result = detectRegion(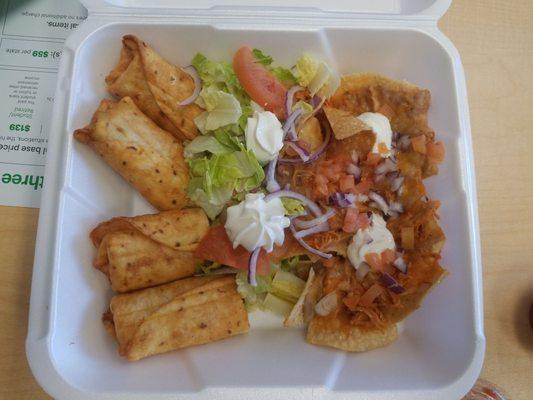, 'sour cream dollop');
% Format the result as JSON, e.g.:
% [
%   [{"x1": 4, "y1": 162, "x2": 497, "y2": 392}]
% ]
[
  {"x1": 347, "y1": 213, "x2": 395, "y2": 269},
  {"x1": 357, "y1": 112, "x2": 393, "y2": 157},
  {"x1": 245, "y1": 111, "x2": 284, "y2": 164},
  {"x1": 225, "y1": 193, "x2": 290, "y2": 252}
]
